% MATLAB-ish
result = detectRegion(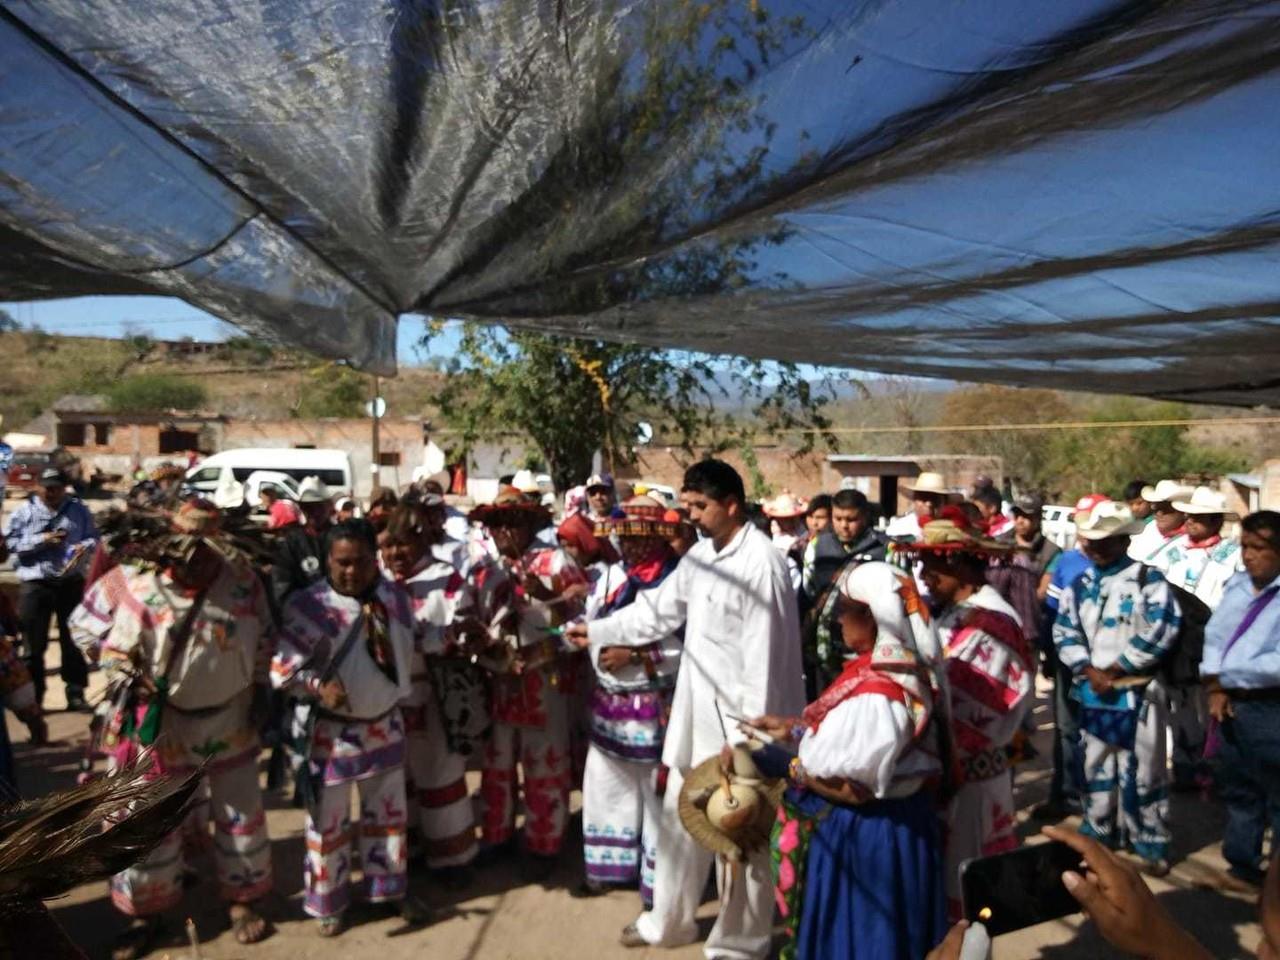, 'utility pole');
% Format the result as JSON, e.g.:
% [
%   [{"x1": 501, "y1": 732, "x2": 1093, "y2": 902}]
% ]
[{"x1": 371, "y1": 373, "x2": 380, "y2": 491}]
